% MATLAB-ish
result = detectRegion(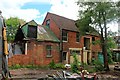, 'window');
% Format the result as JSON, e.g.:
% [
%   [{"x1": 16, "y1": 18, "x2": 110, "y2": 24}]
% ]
[
  {"x1": 70, "y1": 50, "x2": 80, "y2": 55},
  {"x1": 63, "y1": 52, "x2": 67, "y2": 60},
  {"x1": 46, "y1": 45, "x2": 52, "y2": 57},
  {"x1": 46, "y1": 19, "x2": 50, "y2": 27},
  {"x1": 92, "y1": 37, "x2": 95, "y2": 41},
  {"x1": 76, "y1": 33, "x2": 80, "y2": 42},
  {"x1": 84, "y1": 38, "x2": 90, "y2": 50},
  {"x1": 28, "y1": 25, "x2": 37, "y2": 38},
  {"x1": 62, "y1": 30, "x2": 68, "y2": 41}
]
